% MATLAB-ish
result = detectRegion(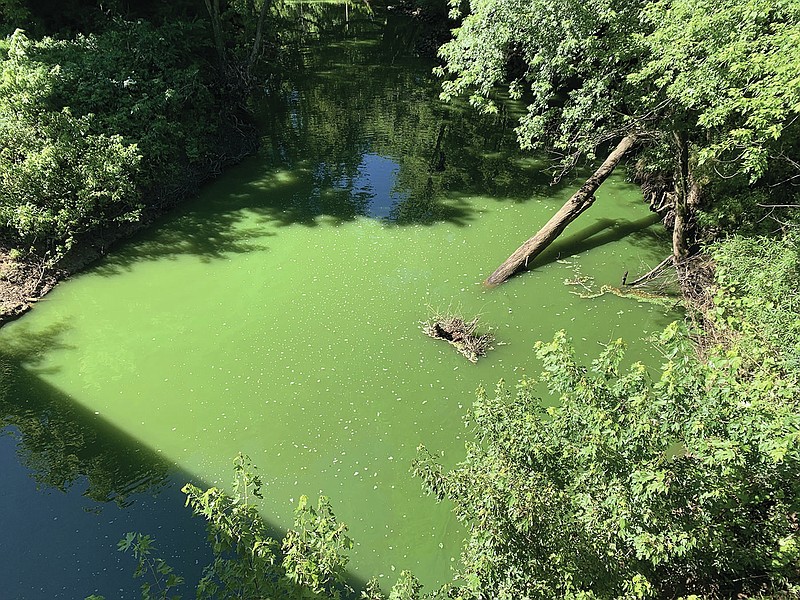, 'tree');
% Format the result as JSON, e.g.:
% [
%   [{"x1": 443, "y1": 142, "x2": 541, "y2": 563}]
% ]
[
  {"x1": 0, "y1": 17, "x2": 251, "y2": 260},
  {"x1": 0, "y1": 30, "x2": 142, "y2": 258},
  {"x1": 415, "y1": 325, "x2": 800, "y2": 599},
  {"x1": 632, "y1": 0, "x2": 800, "y2": 263},
  {"x1": 437, "y1": 0, "x2": 800, "y2": 281},
  {"x1": 202, "y1": 0, "x2": 275, "y2": 91}
]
